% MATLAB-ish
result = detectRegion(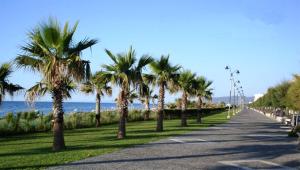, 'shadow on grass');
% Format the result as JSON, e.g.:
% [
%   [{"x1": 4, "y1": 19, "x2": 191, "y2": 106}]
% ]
[
  {"x1": 0, "y1": 112, "x2": 229, "y2": 169},
  {"x1": 6, "y1": 150, "x2": 245, "y2": 170},
  {"x1": 0, "y1": 132, "x2": 182, "y2": 157}
]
